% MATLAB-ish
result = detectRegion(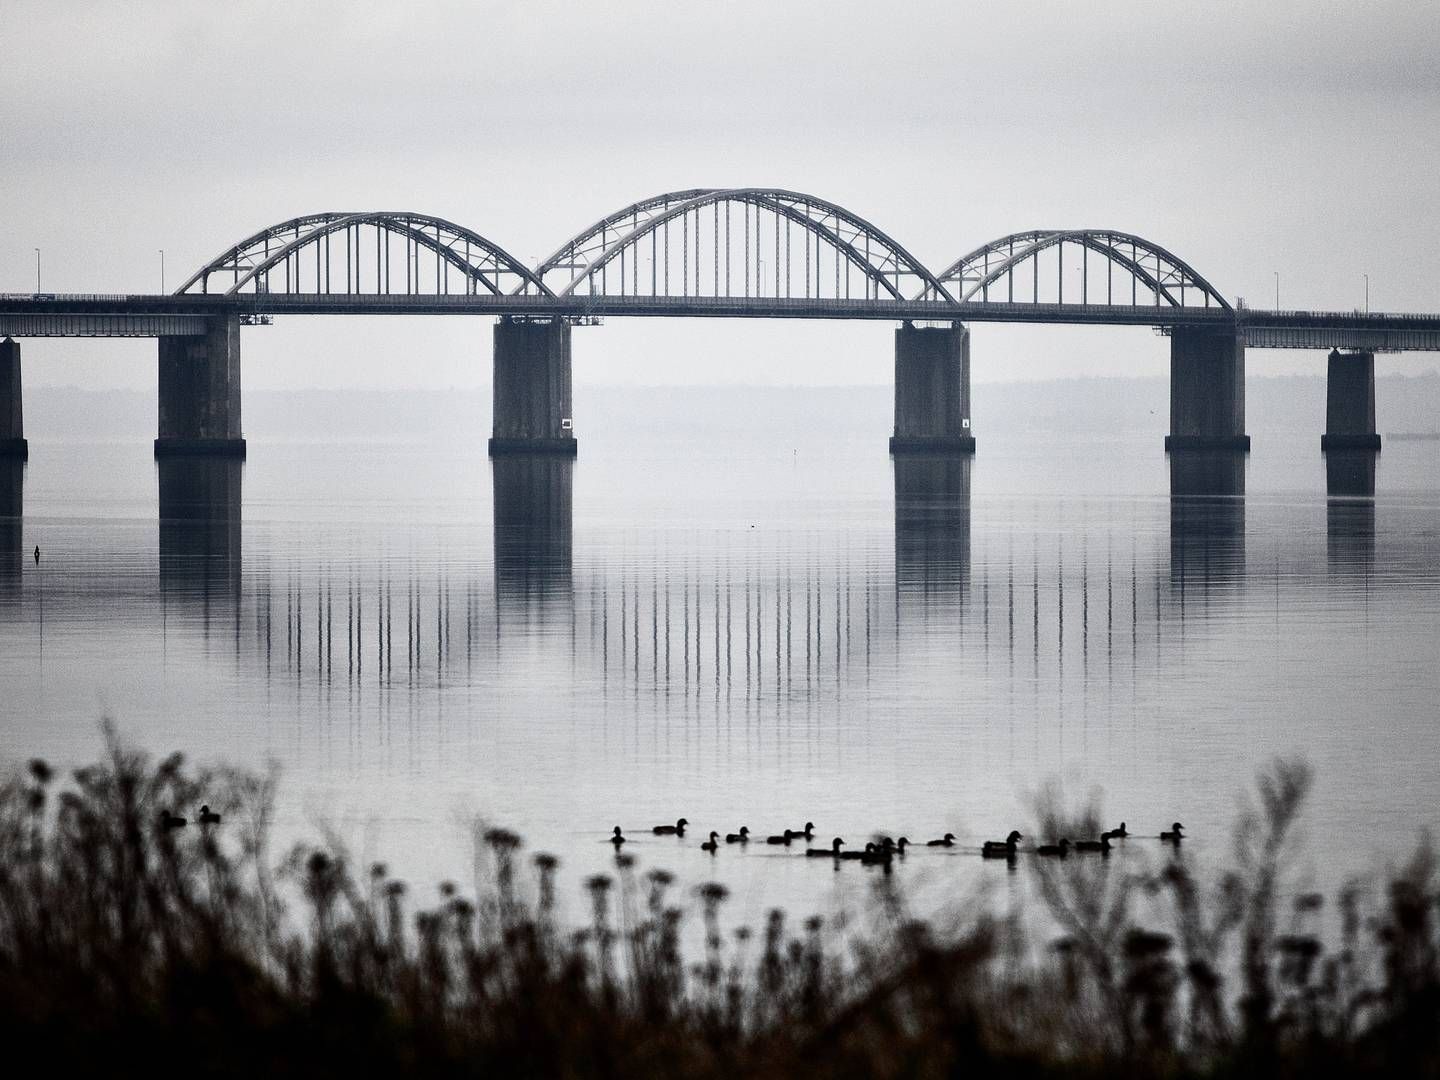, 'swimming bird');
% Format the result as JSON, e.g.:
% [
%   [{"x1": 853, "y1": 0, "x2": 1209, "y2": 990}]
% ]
[
  {"x1": 838, "y1": 842, "x2": 873, "y2": 861},
  {"x1": 652, "y1": 817, "x2": 688, "y2": 835},
  {"x1": 725, "y1": 827, "x2": 750, "y2": 844},
  {"x1": 982, "y1": 830, "x2": 1023, "y2": 854},
  {"x1": 861, "y1": 844, "x2": 893, "y2": 866},
  {"x1": 1036, "y1": 838, "x2": 1070, "y2": 857},
  {"x1": 1074, "y1": 836, "x2": 1112, "y2": 854},
  {"x1": 806, "y1": 837, "x2": 845, "y2": 858},
  {"x1": 198, "y1": 804, "x2": 221, "y2": 825},
  {"x1": 765, "y1": 830, "x2": 796, "y2": 845},
  {"x1": 610, "y1": 826, "x2": 626, "y2": 847},
  {"x1": 33, "y1": 546, "x2": 40, "y2": 564},
  {"x1": 981, "y1": 842, "x2": 1018, "y2": 860},
  {"x1": 790, "y1": 821, "x2": 816, "y2": 840},
  {"x1": 701, "y1": 831, "x2": 720, "y2": 853},
  {"x1": 160, "y1": 809, "x2": 187, "y2": 830},
  {"x1": 1110, "y1": 822, "x2": 1128, "y2": 838},
  {"x1": 1159, "y1": 822, "x2": 1184, "y2": 842},
  {"x1": 926, "y1": 832, "x2": 958, "y2": 847}
]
